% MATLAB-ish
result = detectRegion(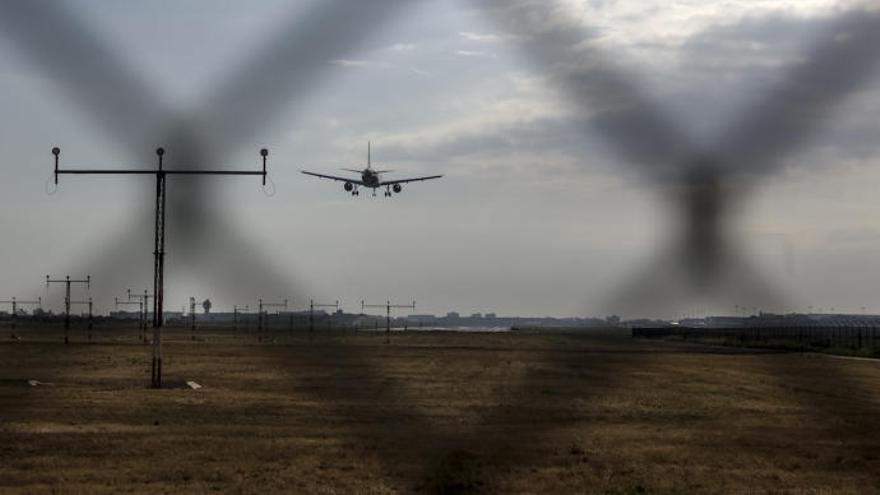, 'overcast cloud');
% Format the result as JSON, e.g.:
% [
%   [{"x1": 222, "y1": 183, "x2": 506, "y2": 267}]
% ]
[{"x1": 0, "y1": 0, "x2": 879, "y2": 319}]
